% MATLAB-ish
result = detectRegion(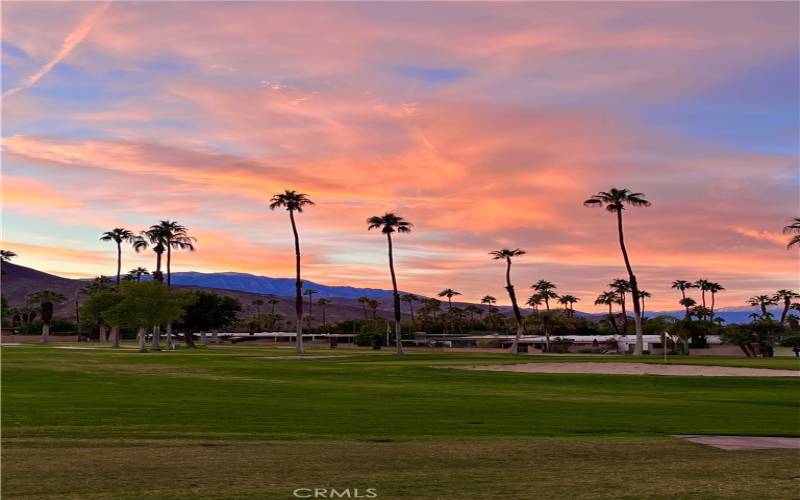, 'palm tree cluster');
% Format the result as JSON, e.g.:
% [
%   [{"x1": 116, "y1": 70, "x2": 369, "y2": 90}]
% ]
[{"x1": 670, "y1": 279, "x2": 724, "y2": 321}]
